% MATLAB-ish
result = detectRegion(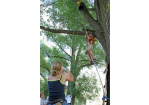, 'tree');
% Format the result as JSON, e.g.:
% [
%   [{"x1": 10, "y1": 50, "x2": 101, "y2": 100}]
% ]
[{"x1": 40, "y1": 0, "x2": 110, "y2": 104}]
